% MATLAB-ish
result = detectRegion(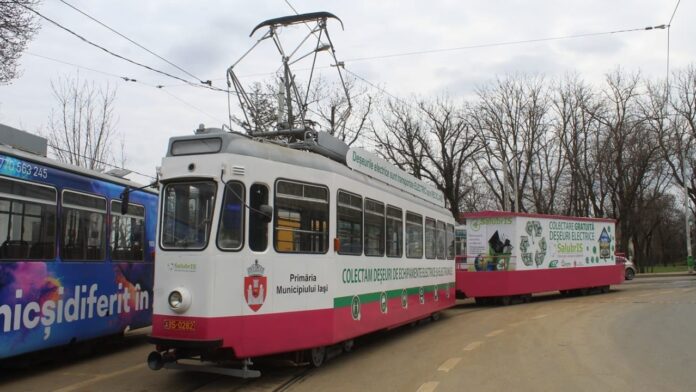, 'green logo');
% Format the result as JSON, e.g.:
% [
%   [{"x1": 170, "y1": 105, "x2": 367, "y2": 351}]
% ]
[
  {"x1": 470, "y1": 220, "x2": 481, "y2": 231},
  {"x1": 549, "y1": 260, "x2": 558, "y2": 268},
  {"x1": 351, "y1": 295, "x2": 361, "y2": 321},
  {"x1": 380, "y1": 292, "x2": 388, "y2": 314},
  {"x1": 401, "y1": 289, "x2": 408, "y2": 309}
]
